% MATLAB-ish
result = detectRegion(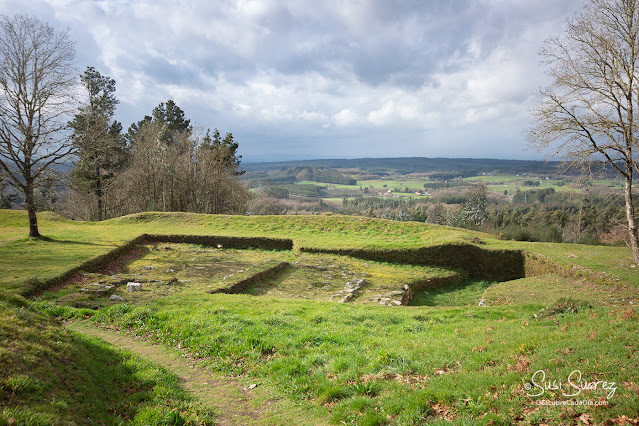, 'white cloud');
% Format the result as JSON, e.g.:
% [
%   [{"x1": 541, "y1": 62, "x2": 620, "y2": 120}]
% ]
[
  {"x1": 332, "y1": 109, "x2": 359, "y2": 127},
  {"x1": 1, "y1": 0, "x2": 586, "y2": 160}
]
